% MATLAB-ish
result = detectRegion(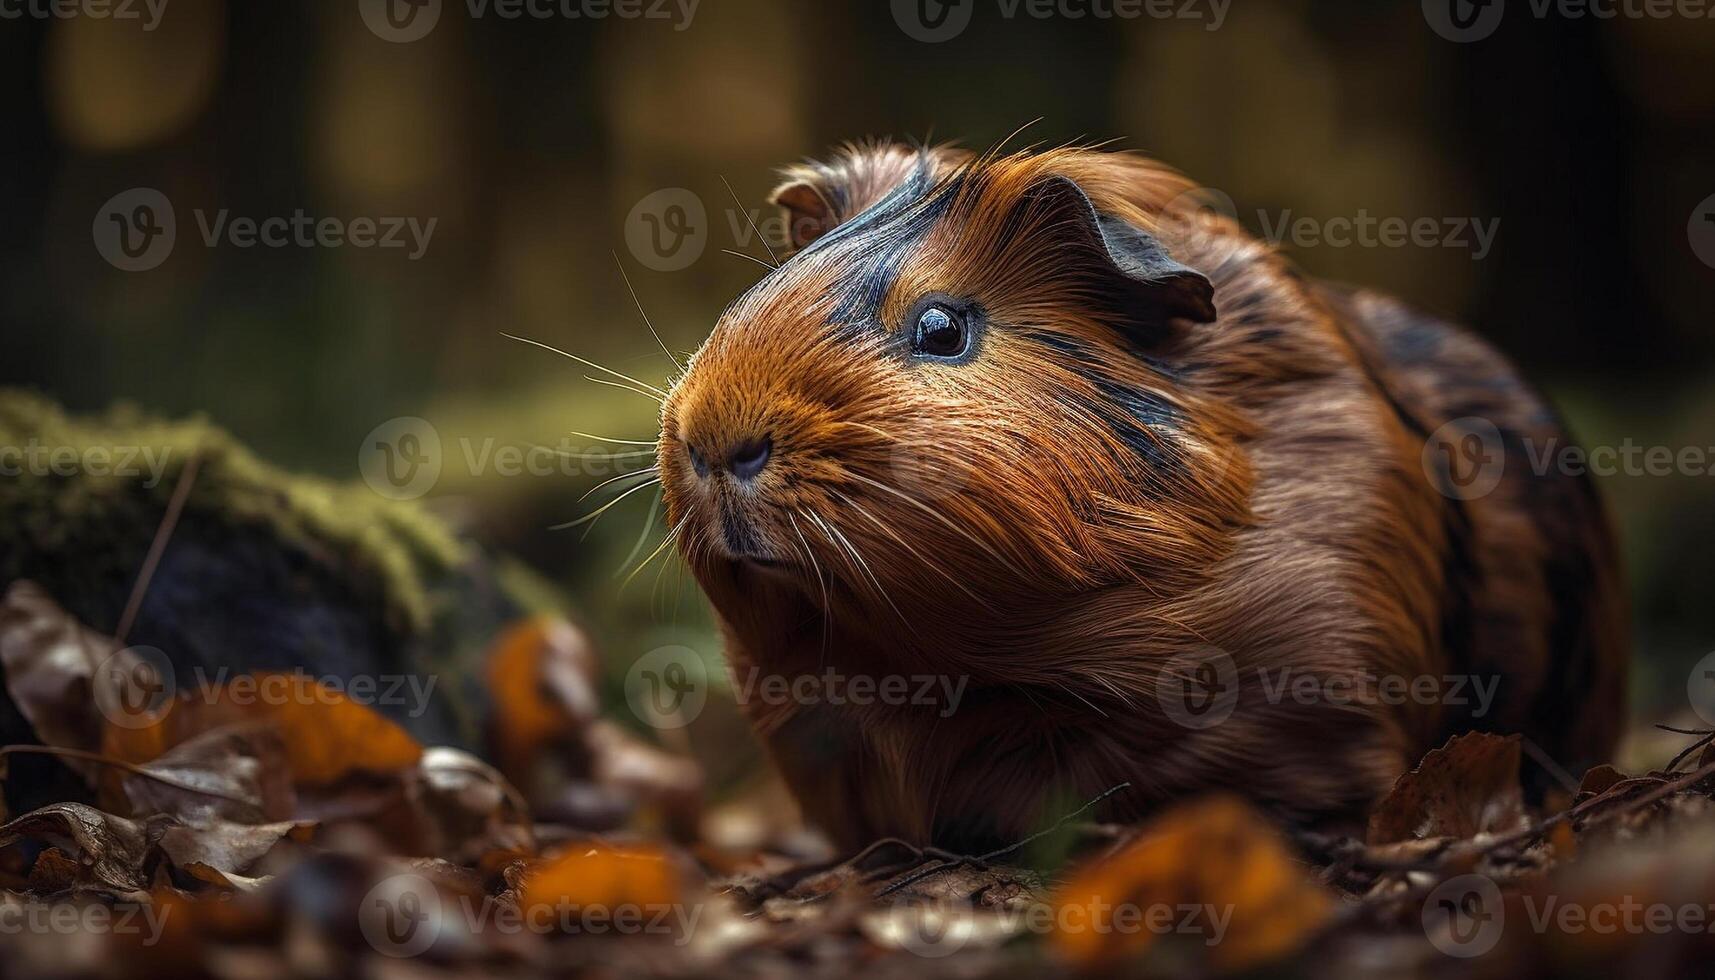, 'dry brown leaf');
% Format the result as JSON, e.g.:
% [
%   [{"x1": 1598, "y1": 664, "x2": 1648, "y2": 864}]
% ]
[
  {"x1": 1050, "y1": 794, "x2": 1334, "y2": 973},
  {"x1": 413, "y1": 746, "x2": 535, "y2": 865},
  {"x1": 0, "y1": 582, "x2": 124, "y2": 778},
  {"x1": 118, "y1": 724, "x2": 296, "y2": 825},
  {"x1": 157, "y1": 820, "x2": 312, "y2": 880},
  {"x1": 583, "y1": 720, "x2": 703, "y2": 839},
  {"x1": 1368, "y1": 732, "x2": 1528, "y2": 844},
  {"x1": 0, "y1": 802, "x2": 156, "y2": 893}
]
